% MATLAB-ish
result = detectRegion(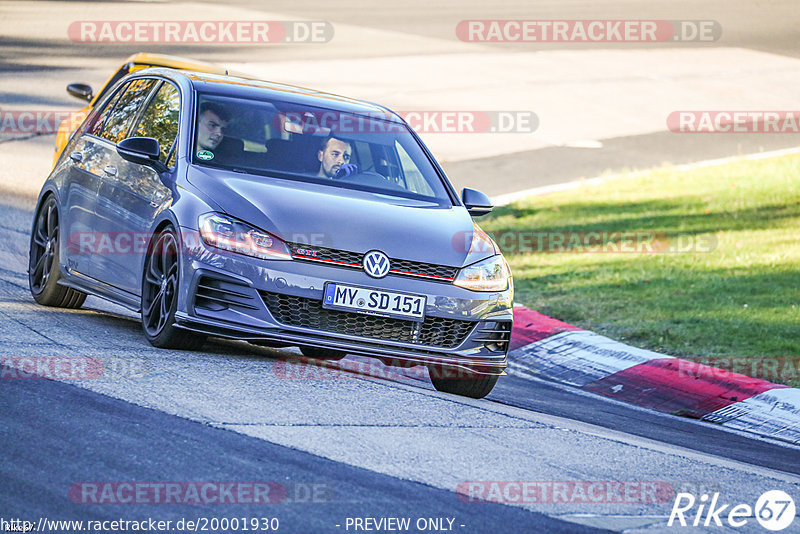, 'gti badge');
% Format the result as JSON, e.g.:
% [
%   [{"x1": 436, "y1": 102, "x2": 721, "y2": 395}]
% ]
[
  {"x1": 296, "y1": 248, "x2": 318, "y2": 257},
  {"x1": 363, "y1": 250, "x2": 391, "y2": 278}
]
